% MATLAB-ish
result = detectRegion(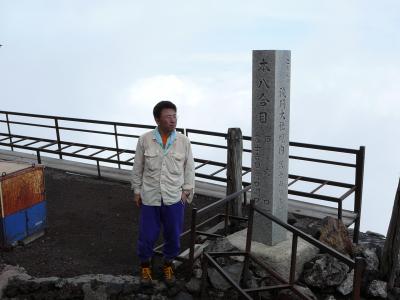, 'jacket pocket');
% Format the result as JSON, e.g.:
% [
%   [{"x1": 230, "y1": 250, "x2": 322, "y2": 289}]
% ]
[
  {"x1": 144, "y1": 150, "x2": 159, "y2": 172},
  {"x1": 167, "y1": 152, "x2": 184, "y2": 175}
]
